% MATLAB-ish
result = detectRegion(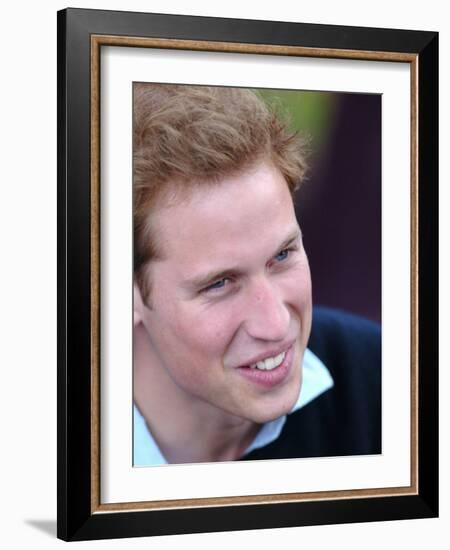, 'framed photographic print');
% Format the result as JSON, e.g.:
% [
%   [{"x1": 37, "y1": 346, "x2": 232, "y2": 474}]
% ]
[{"x1": 57, "y1": 7, "x2": 438, "y2": 541}]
